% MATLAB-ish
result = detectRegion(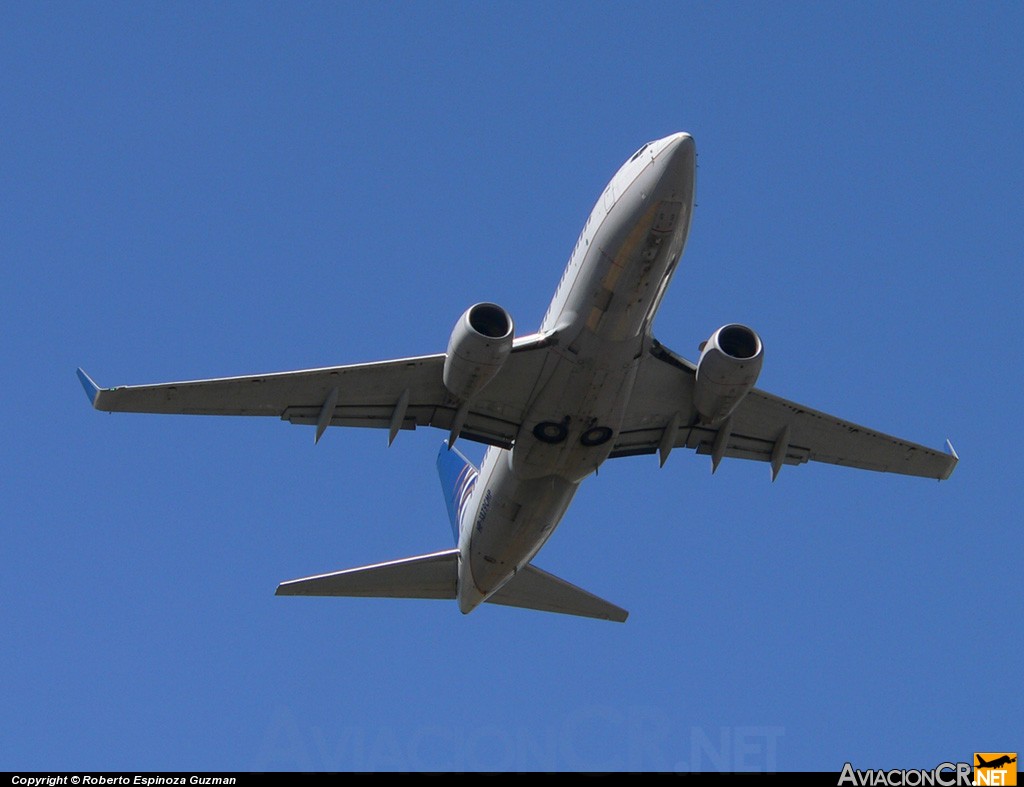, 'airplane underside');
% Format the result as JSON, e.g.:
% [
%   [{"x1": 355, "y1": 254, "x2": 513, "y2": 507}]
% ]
[{"x1": 78, "y1": 131, "x2": 956, "y2": 622}]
